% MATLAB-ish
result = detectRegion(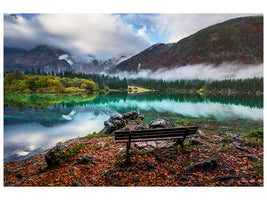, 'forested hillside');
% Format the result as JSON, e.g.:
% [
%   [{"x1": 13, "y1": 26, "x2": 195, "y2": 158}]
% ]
[{"x1": 113, "y1": 16, "x2": 263, "y2": 73}]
